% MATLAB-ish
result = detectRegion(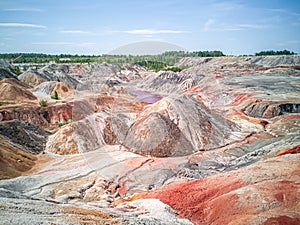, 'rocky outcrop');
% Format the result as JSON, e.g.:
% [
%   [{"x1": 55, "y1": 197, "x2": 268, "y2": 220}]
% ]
[
  {"x1": 244, "y1": 101, "x2": 300, "y2": 118},
  {"x1": 0, "y1": 120, "x2": 50, "y2": 154},
  {"x1": 0, "y1": 99, "x2": 93, "y2": 127}
]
